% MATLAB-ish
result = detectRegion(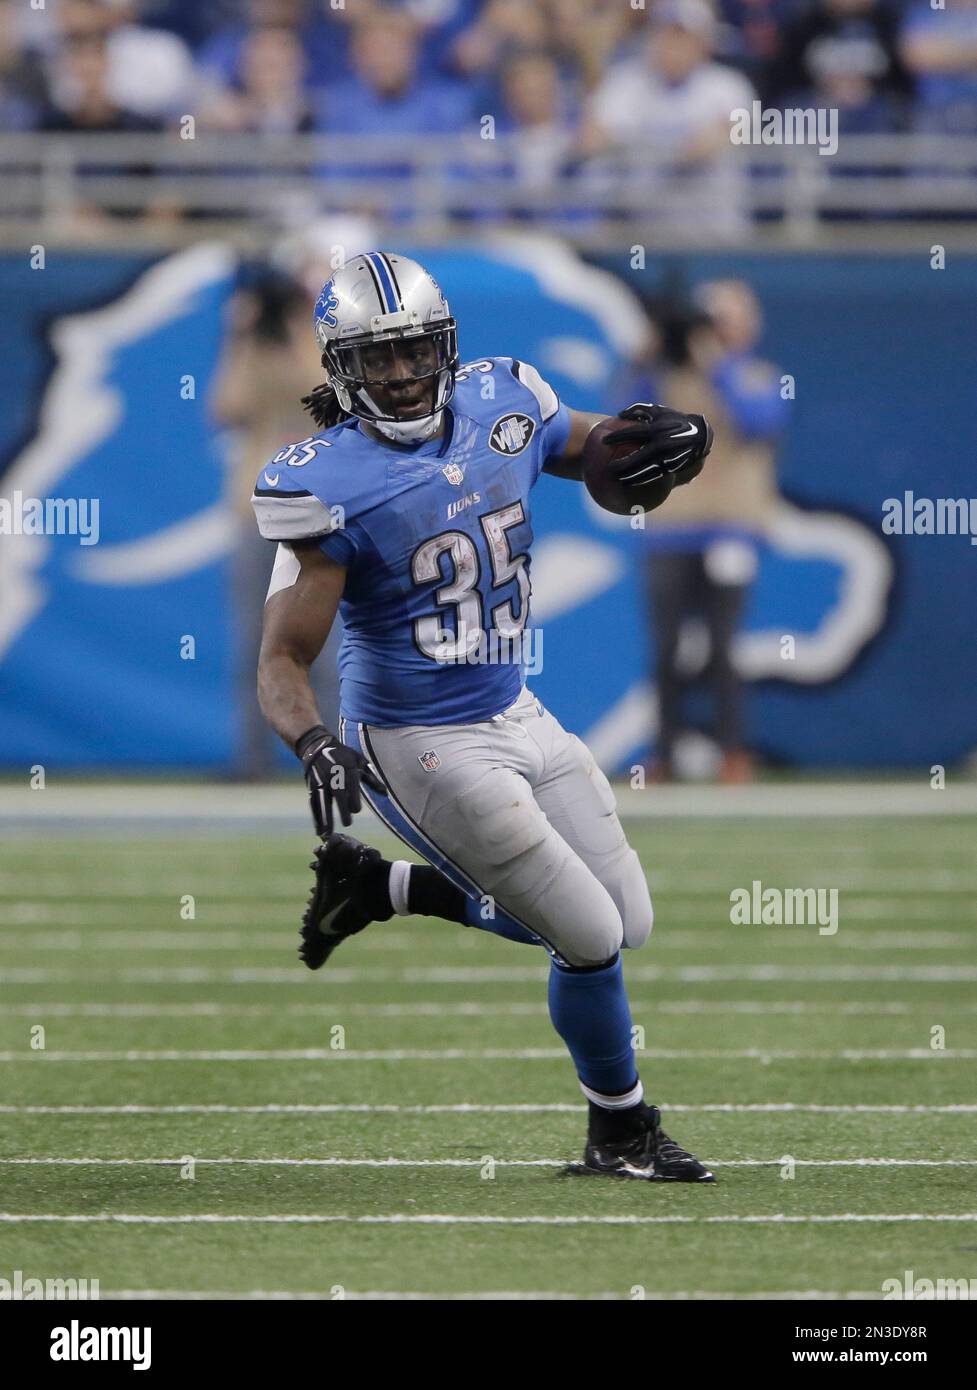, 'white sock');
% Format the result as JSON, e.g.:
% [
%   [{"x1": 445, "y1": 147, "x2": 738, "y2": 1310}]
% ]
[
  {"x1": 388, "y1": 860, "x2": 412, "y2": 916},
  {"x1": 580, "y1": 1079, "x2": 644, "y2": 1110}
]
